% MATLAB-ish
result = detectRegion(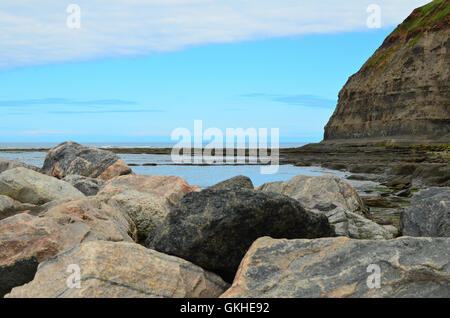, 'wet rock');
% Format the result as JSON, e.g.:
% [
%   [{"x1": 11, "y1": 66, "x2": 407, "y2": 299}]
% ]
[
  {"x1": 383, "y1": 177, "x2": 412, "y2": 190},
  {"x1": 400, "y1": 187, "x2": 450, "y2": 237},
  {"x1": 363, "y1": 196, "x2": 400, "y2": 209},
  {"x1": 6, "y1": 241, "x2": 229, "y2": 298},
  {"x1": 0, "y1": 167, "x2": 85, "y2": 205},
  {"x1": 41, "y1": 141, "x2": 132, "y2": 181},
  {"x1": 146, "y1": 189, "x2": 334, "y2": 282},
  {"x1": 221, "y1": 236, "x2": 450, "y2": 298}
]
